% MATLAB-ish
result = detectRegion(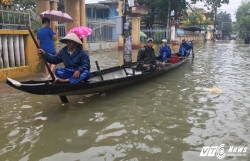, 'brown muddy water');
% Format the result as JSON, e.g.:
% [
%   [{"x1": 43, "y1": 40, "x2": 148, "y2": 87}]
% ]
[{"x1": 0, "y1": 41, "x2": 250, "y2": 161}]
